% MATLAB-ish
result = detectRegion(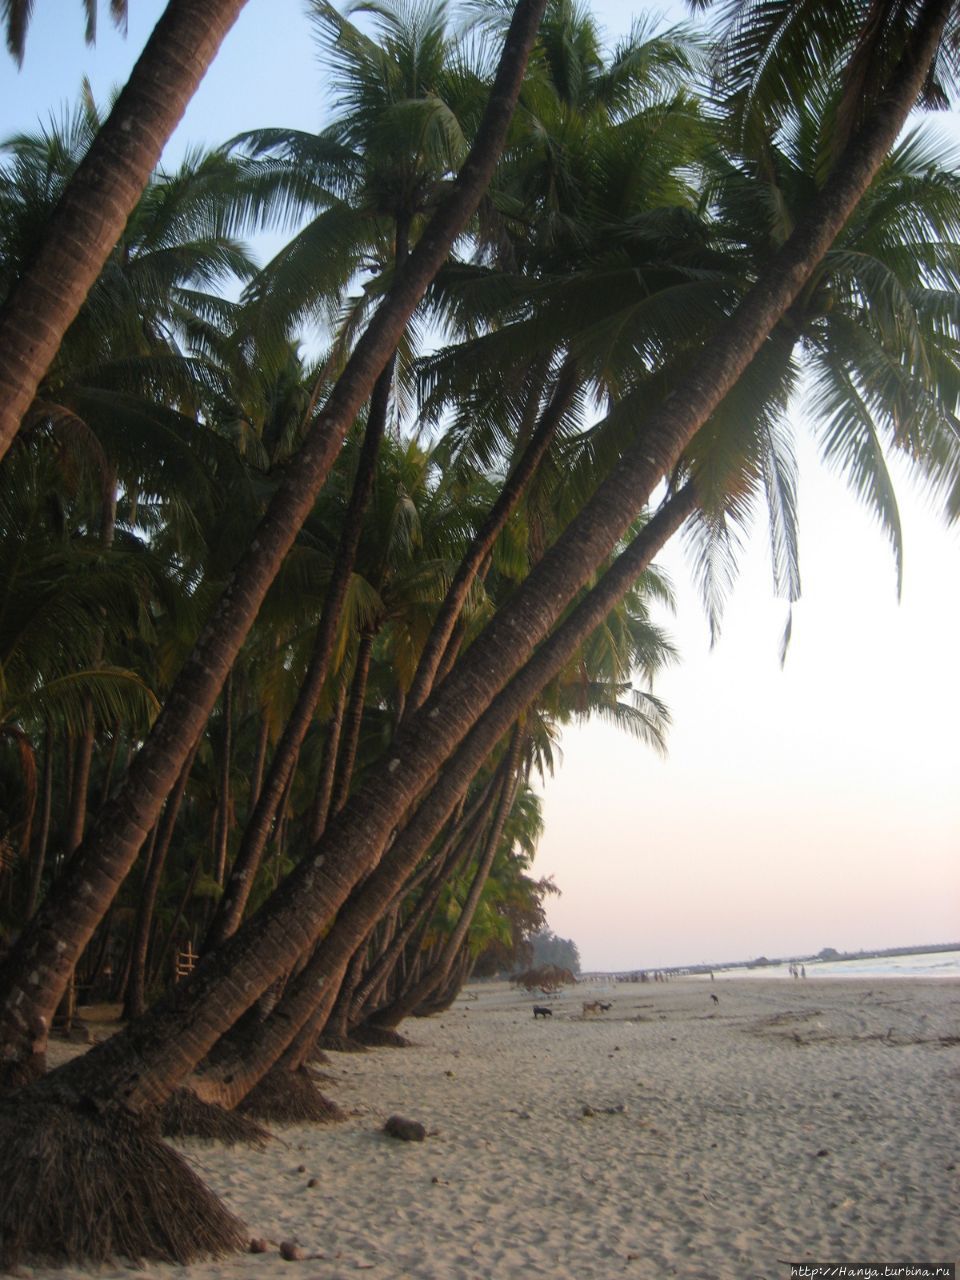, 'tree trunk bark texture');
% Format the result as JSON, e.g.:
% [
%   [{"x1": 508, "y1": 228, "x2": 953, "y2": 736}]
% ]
[
  {"x1": 124, "y1": 739, "x2": 201, "y2": 1021},
  {"x1": 347, "y1": 792, "x2": 483, "y2": 1025},
  {"x1": 205, "y1": 249, "x2": 404, "y2": 950},
  {"x1": 26, "y1": 728, "x2": 54, "y2": 918},
  {"x1": 0, "y1": 0, "x2": 252, "y2": 462},
  {"x1": 10, "y1": 0, "x2": 946, "y2": 1111},
  {"x1": 329, "y1": 629, "x2": 376, "y2": 817},
  {"x1": 309, "y1": 681, "x2": 347, "y2": 842},
  {"x1": 0, "y1": 0, "x2": 550, "y2": 1081},
  {"x1": 372, "y1": 729, "x2": 522, "y2": 1026},
  {"x1": 213, "y1": 675, "x2": 233, "y2": 888}
]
